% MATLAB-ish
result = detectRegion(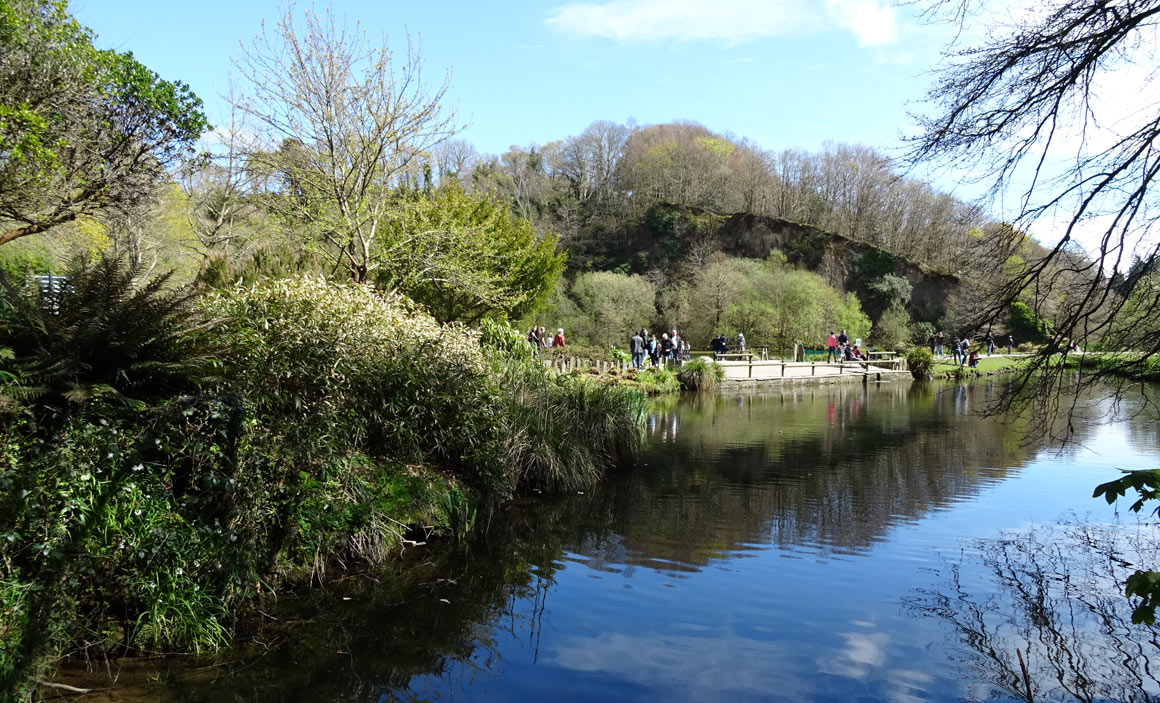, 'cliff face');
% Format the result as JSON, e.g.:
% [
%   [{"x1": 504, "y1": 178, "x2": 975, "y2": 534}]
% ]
[
  {"x1": 568, "y1": 204, "x2": 961, "y2": 323},
  {"x1": 717, "y1": 212, "x2": 961, "y2": 322}
]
